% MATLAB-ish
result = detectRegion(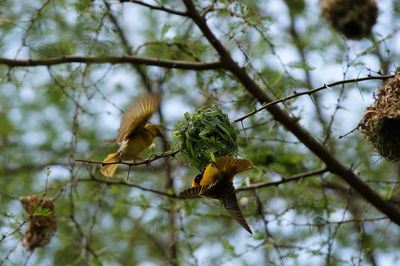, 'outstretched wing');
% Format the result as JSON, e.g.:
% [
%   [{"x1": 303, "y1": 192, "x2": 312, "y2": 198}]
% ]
[
  {"x1": 179, "y1": 179, "x2": 220, "y2": 198},
  {"x1": 215, "y1": 156, "x2": 253, "y2": 180},
  {"x1": 179, "y1": 186, "x2": 207, "y2": 198},
  {"x1": 117, "y1": 93, "x2": 160, "y2": 142},
  {"x1": 221, "y1": 183, "x2": 252, "y2": 234}
]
